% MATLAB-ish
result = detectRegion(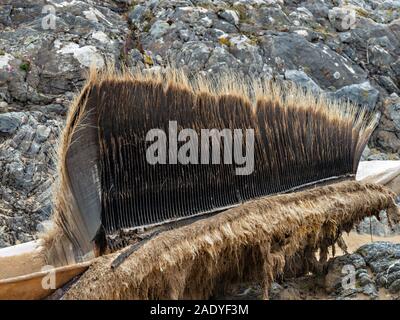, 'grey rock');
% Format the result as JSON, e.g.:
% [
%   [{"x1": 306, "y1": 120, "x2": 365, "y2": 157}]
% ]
[
  {"x1": 260, "y1": 33, "x2": 367, "y2": 90},
  {"x1": 358, "y1": 273, "x2": 374, "y2": 287},
  {"x1": 387, "y1": 270, "x2": 400, "y2": 286},
  {"x1": 362, "y1": 283, "x2": 378, "y2": 297},
  {"x1": 269, "y1": 282, "x2": 284, "y2": 300},
  {"x1": 367, "y1": 152, "x2": 389, "y2": 160},
  {"x1": 128, "y1": 5, "x2": 148, "y2": 25},
  {"x1": 377, "y1": 76, "x2": 400, "y2": 94},
  {"x1": 388, "y1": 279, "x2": 400, "y2": 294},
  {"x1": 0, "y1": 237, "x2": 7, "y2": 249},
  {"x1": 254, "y1": 7, "x2": 290, "y2": 29},
  {"x1": 361, "y1": 145, "x2": 370, "y2": 161},
  {"x1": 35, "y1": 125, "x2": 51, "y2": 143},
  {"x1": 0, "y1": 112, "x2": 26, "y2": 134},
  {"x1": 284, "y1": 70, "x2": 321, "y2": 93},
  {"x1": 0, "y1": 0, "x2": 128, "y2": 103},
  {"x1": 357, "y1": 211, "x2": 394, "y2": 237},
  {"x1": 218, "y1": 10, "x2": 239, "y2": 26},
  {"x1": 333, "y1": 82, "x2": 379, "y2": 111},
  {"x1": 170, "y1": 42, "x2": 213, "y2": 71},
  {"x1": 328, "y1": 7, "x2": 357, "y2": 32},
  {"x1": 325, "y1": 253, "x2": 367, "y2": 294},
  {"x1": 357, "y1": 242, "x2": 400, "y2": 275},
  {"x1": 150, "y1": 21, "x2": 171, "y2": 39},
  {"x1": 5, "y1": 161, "x2": 26, "y2": 188},
  {"x1": 325, "y1": 242, "x2": 400, "y2": 299},
  {"x1": 376, "y1": 131, "x2": 400, "y2": 154},
  {"x1": 39, "y1": 104, "x2": 67, "y2": 115},
  {"x1": 305, "y1": 1, "x2": 330, "y2": 20},
  {"x1": 386, "y1": 98, "x2": 400, "y2": 132},
  {"x1": 0, "y1": 110, "x2": 60, "y2": 246},
  {"x1": 0, "y1": 101, "x2": 8, "y2": 110}
]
